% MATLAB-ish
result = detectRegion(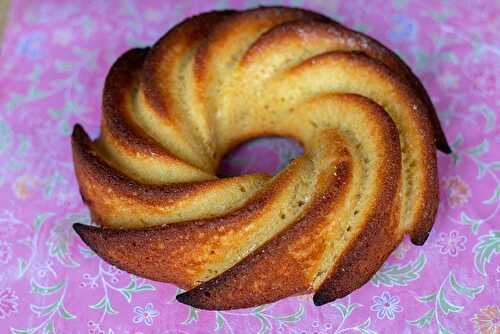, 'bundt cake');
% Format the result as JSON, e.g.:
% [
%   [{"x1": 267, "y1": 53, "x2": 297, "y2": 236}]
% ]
[{"x1": 72, "y1": 6, "x2": 447, "y2": 310}]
